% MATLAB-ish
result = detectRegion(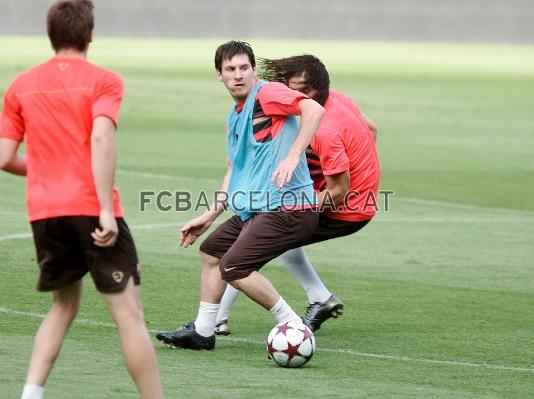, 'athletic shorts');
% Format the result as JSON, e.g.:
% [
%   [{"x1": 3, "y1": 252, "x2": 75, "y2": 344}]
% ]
[
  {"x1": 303, "y1": 215, "x2": 370, "y2": 246},
  {"x1": 199, "y1": 210, "x2": 319, "y2": 281},
  {"x1": 30, "y1": 216, "x2": 140, "y2": 293}
]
